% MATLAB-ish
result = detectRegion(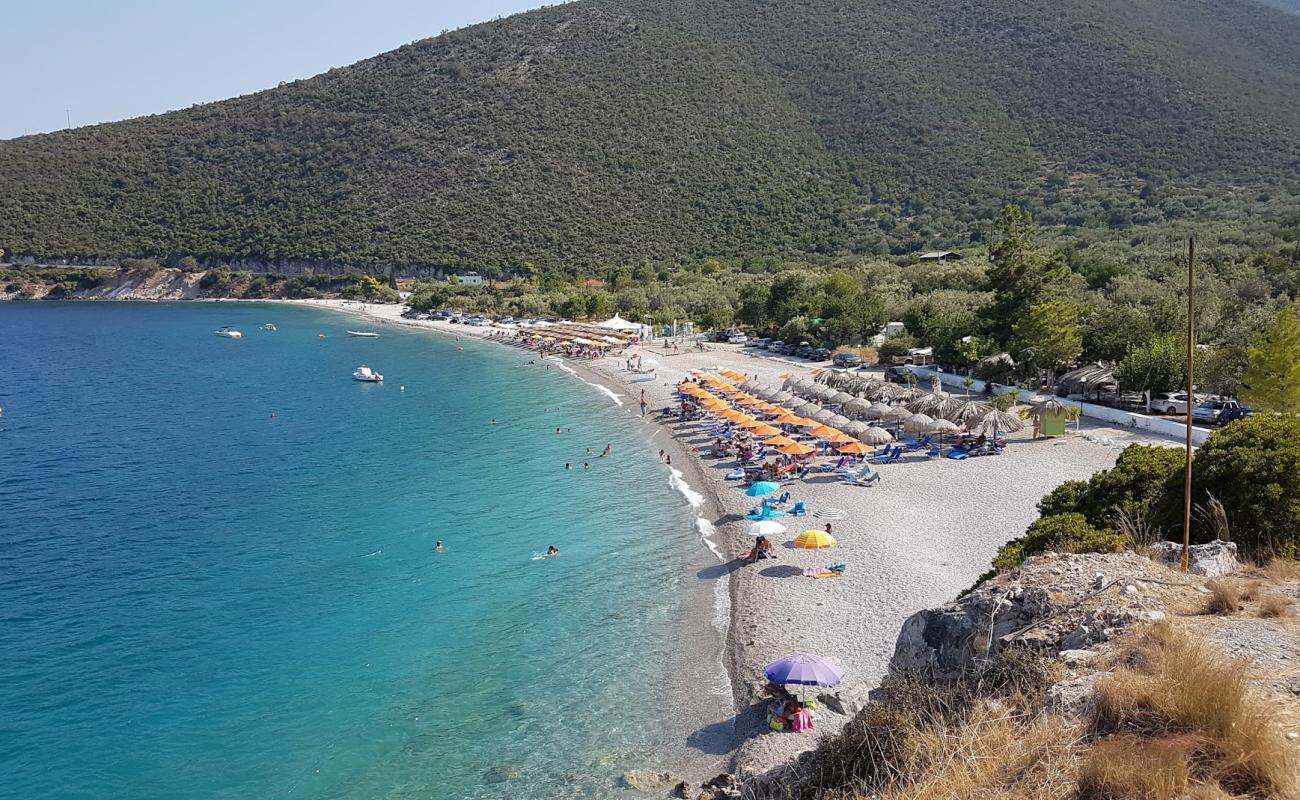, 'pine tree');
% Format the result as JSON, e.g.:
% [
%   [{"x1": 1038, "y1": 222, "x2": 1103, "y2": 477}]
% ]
[{"x1": 1240, "y1": 306, "x2": 1300, "y2": 414}]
